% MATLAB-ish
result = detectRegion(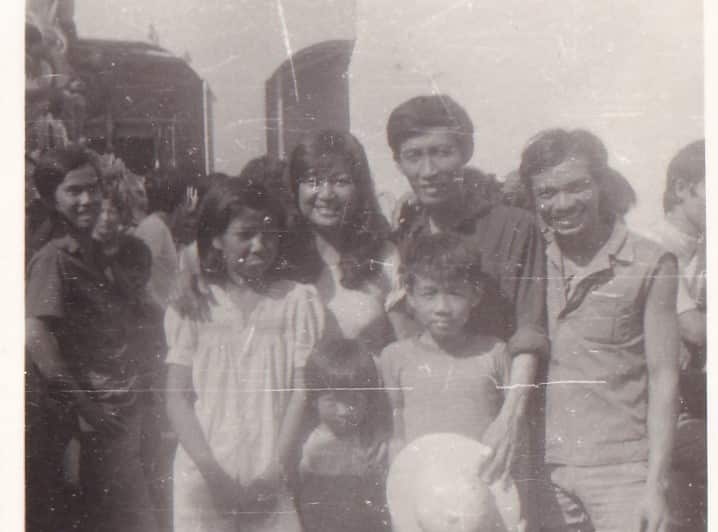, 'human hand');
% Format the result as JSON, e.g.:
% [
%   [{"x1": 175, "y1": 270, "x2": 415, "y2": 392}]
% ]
[
  {"x1": 478, "y1": 413, "x2": 520, "y2": 483},
  {"x1": 241, "y1": 463, "x2": 285, "y2": 512},
  {"x1": 637, "y1": 485, "x2": 671, "y2": 532},
  {"x1": 185, "y1": 186, "x2": 199, "y2": 213},
  {"x1": 170, "y1": 269, "x2": 215, "y2": 321},
  {"x1": 76, "y1": 398, "x2": 127, "y2": 437},
  {"x1": 205, "y1": 467, "x2": 241, "y2": 515}
]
